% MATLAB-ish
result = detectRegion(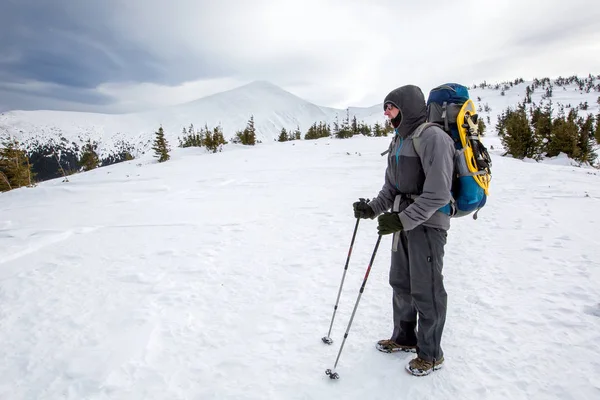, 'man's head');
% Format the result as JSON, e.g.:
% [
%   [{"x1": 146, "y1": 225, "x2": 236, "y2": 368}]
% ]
[
  {"x1": 383, "y1": 102, "x2": 400, "y2": 121},
  {"x1": 382, "y1": 85, "x2": 428, "y2": 135}
]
